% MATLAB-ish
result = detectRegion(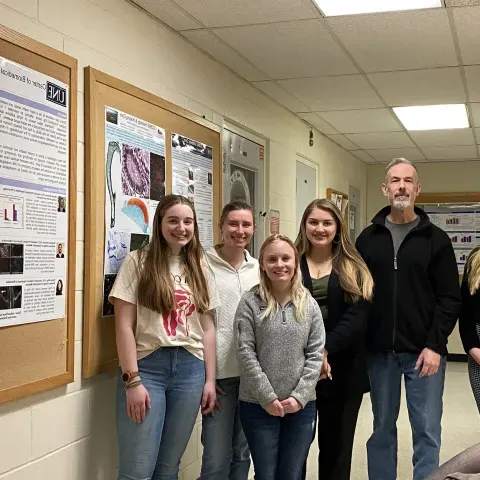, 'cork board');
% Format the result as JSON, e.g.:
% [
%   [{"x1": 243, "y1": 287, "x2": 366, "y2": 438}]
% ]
[
  {"x1": 0, "y1": 26, "x2": 77, "y2": 404},
  {"x1": 83, "y1": 67, "x2": 222, "y2": 378}
]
